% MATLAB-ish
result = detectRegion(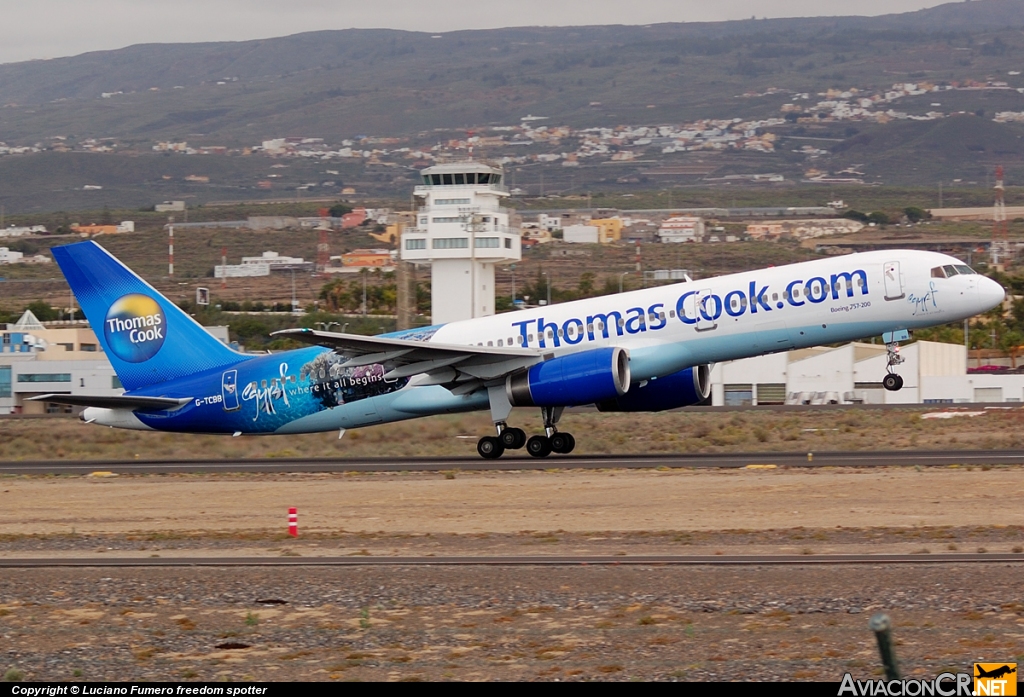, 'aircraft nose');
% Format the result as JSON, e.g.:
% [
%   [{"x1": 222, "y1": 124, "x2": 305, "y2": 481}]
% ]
[{"x1": 978, "y1": 276, "x2": 1006, "y2": 311}]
